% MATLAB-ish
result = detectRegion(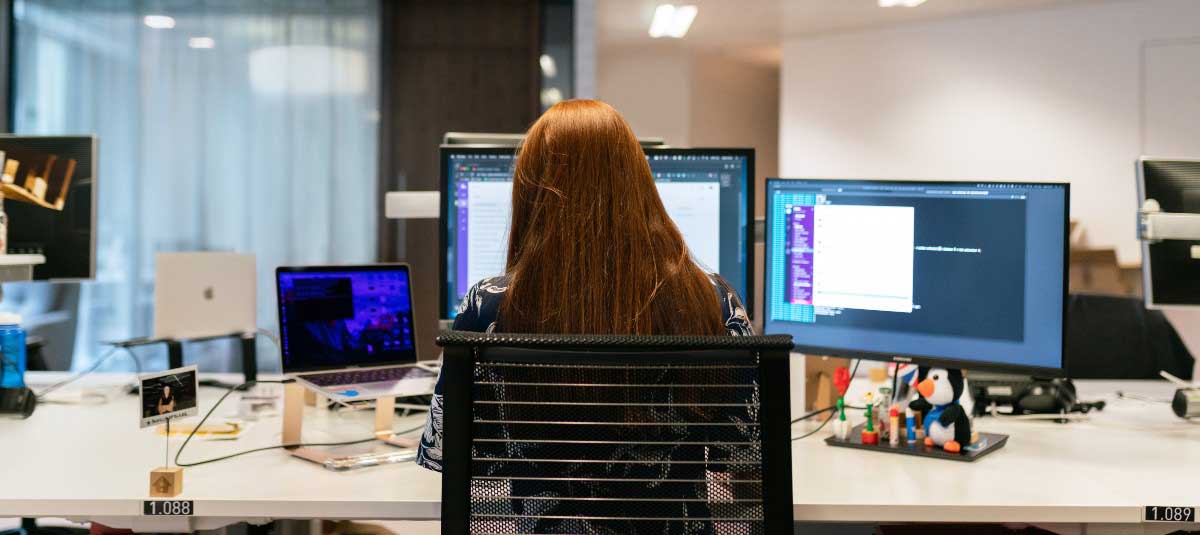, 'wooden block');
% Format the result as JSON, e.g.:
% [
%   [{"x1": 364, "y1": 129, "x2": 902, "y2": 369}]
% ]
[{"x1": 149, "y1": 467, "x2": 183, "y2": 497}]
